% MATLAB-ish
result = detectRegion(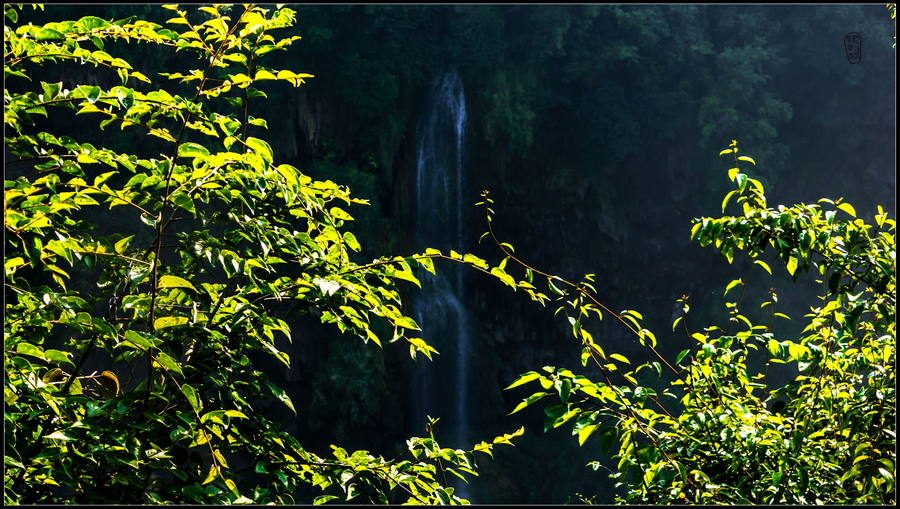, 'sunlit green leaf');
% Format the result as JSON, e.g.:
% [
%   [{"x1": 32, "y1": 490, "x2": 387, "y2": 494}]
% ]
[
  {"x1": 837, "y1": 202, "x2": 856, "y2": 218},
  {"x1": 178, "y1": 142, "x2": 210, "y2": 158},
  {"x1": 753, "y1": 260, "x2": 772, "y2": 274},
  {"x1": 509, "y1": 392, "x2": 547, "y2": 415},
  {"x1": 154, "y1": 351, "x2": 184, "y2": 376},
  {"x1": 159, "y1": 275, "x2": 197, "y2": 291},
  {"x1": 609, "y1": 353, "x2": 630, "y2": 364},
  {"x1": 505, "y1": 371, "x2": 540, "y2": 390},
  {"x1": 182, "y1": 384, "x2": 200, "y2": 413},
  {"x1": 154, "y1": 316, "x2": 189, "y2": 329}
]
